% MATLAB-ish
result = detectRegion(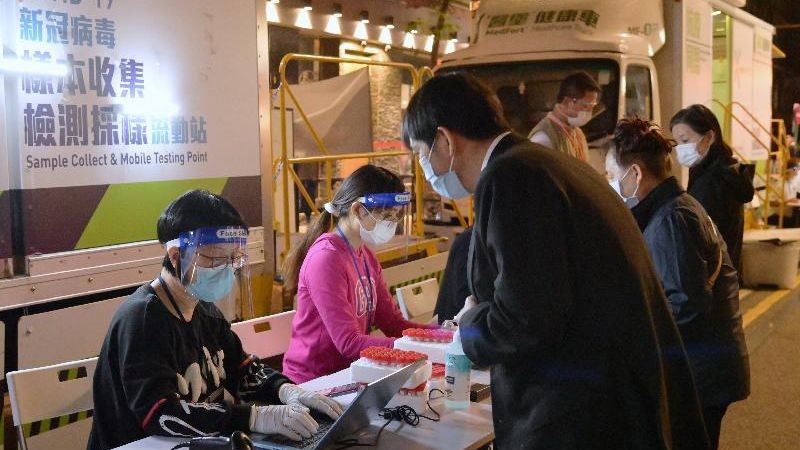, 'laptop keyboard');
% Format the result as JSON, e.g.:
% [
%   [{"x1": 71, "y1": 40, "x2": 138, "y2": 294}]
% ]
[{"x1": 265, "y1": 414, "x2": 335, "y2": 449}]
